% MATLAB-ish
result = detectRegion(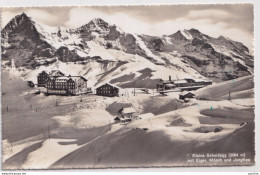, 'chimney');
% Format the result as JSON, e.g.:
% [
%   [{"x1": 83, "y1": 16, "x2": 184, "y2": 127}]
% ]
[{"x1": 169, "y1": 76, "x2": 171, "y2": 81}]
